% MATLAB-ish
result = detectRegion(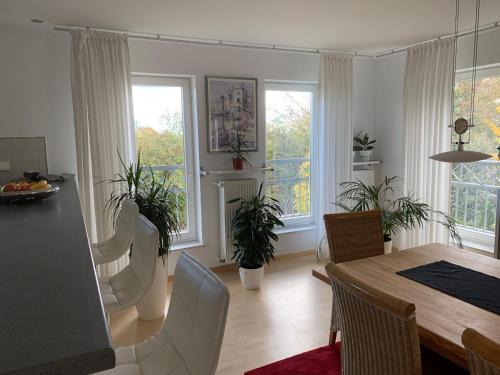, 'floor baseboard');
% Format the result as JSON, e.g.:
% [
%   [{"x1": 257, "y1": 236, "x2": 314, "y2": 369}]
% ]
[
  {"x1": 211, "y1": 249, "x2": 316, "y2": 274},
  {"x1": 168, "y1": 249, "x2": 316, "y2": 280}
]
